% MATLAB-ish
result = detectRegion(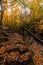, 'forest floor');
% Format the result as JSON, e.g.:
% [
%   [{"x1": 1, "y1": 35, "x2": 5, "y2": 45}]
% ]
[{"x1": 0, "y1": 29, "x2": 43, "y2": 65}]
